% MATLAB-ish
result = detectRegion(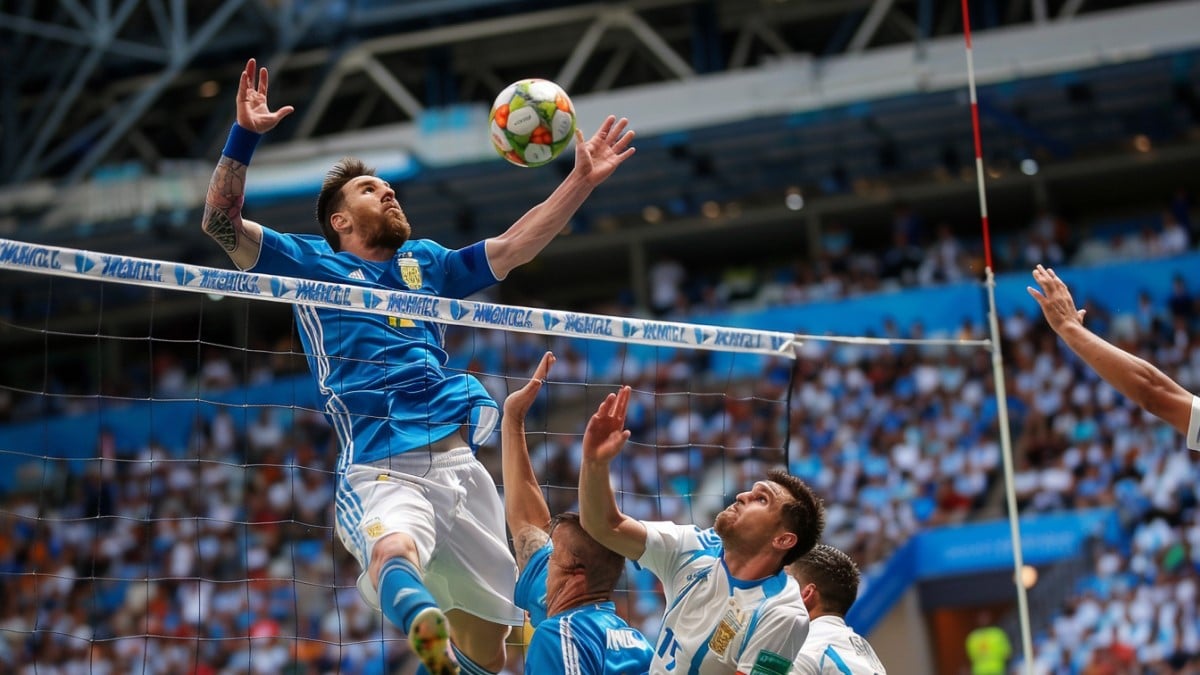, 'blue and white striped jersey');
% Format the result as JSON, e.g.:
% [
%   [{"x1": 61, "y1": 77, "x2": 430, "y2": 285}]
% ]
[
  {"x1": 790, "y1": 615, "x2": 886, "y2": 675},
  {"x1": 638, "y1": 522, "x2": 809, "y2": 675}
]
